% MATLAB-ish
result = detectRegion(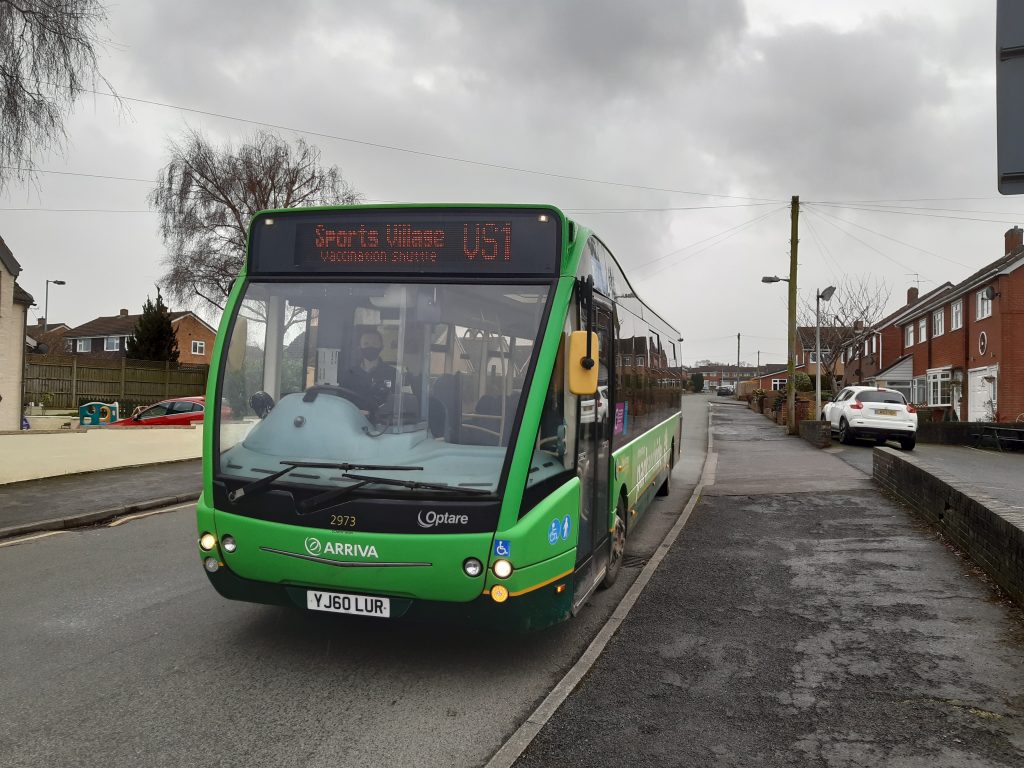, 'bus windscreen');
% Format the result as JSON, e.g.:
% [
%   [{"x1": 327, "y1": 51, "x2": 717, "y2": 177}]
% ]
[{"x1": 248, "y1": 208, "x2": 561, "y2": 276}]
